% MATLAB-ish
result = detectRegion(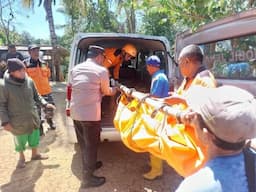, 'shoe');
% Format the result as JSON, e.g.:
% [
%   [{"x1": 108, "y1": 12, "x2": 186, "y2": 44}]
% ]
[
  {"x1": 16, "y1": 159, "x2": 26, "y2": 169},
  {"x1": 31, "y1": 154, "x2": 49, "y2": 161},
  {"x1": 47, "y1": 119, "x2": 56, "y2": 130},
  {"x1": 81, "y1": 175, "x2": 106, "y2": 188},
  {"x1": 49, "y1": 123, "x2": 56, "y2": 130},
  {"x1": 95, "y1": 161, "x2": 103, "y2": 170}
]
